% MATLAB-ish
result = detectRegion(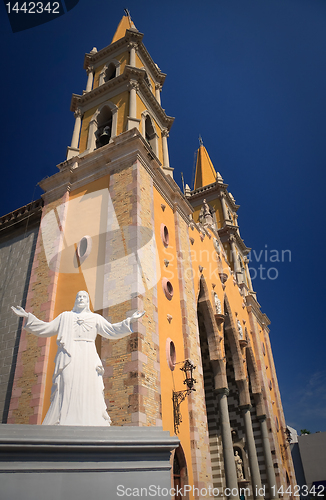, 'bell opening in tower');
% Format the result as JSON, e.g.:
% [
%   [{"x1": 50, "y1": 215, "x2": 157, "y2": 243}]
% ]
[{"x1": 95, "y1": 106, "x2": 112, "y2": 148}]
